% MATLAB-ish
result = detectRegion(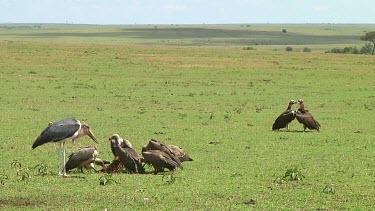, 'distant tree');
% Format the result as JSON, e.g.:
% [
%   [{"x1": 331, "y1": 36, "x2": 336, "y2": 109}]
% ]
[
  {"x1": 285, "y1": 46, "x2": 293, "y2": 51},
  {"x1": 360, "y1": 31, "x2": 375, "y2": 55},
  {"x1": 282, "y1": 29, "x2": 287, "y2": 33},
  {"x1": 302, "y1": 47, "x2": 312, "y2": 52},
  {"x1": 360, "y1": 43, "x2": 373, "y2": 54}
]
